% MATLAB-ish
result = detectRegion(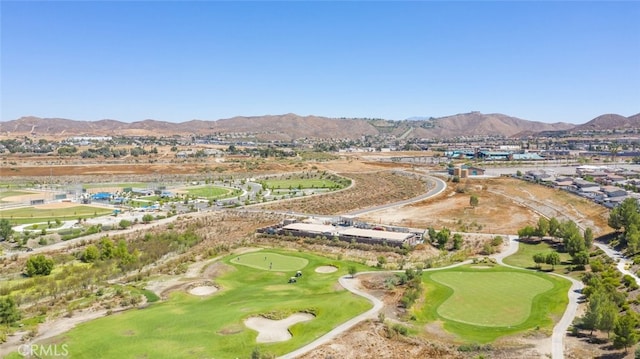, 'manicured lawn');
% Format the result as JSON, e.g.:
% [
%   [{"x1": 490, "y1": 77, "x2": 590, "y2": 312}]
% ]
[
  {"x1": 431, "y1": 271, "x2": 553, "y2": 327},
  {"x1": 503, "y1": 240, "x2": 573, "y2": 272},
  {"x1": 262, "y1": 179, "x2": 340, "y2": 190},
  {"x1": 416, "y1": 266, "x2": 570, "y2": 342},
  {"x1": 232, "y1": 252, "x2": 309, "y2": 271},
  {"x1": 40, "y1": 250, "x2": 372, "y2": 358},
  {"x1": 0, "y1": 205, "x2": 113, "y2": 225},
  {"x1": 184, "y1": 186, "x2": 239, "y2": 199}
]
